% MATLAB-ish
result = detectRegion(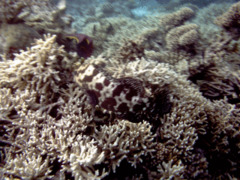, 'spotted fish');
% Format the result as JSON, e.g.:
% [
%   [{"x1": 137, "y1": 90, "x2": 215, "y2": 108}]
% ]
[{"x1": 74, "y1": 63, "x2": 171, "y2": 122}]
